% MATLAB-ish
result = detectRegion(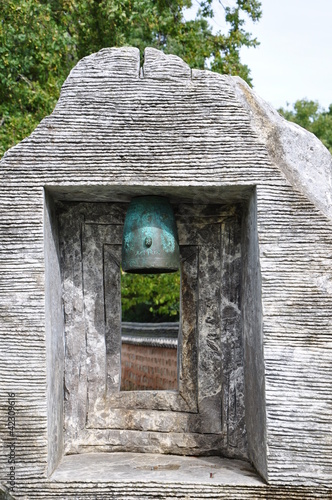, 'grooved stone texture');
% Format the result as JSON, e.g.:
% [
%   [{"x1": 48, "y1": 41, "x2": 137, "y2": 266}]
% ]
[{"x1": 0, "y1": 46, "x2": 332, "y2": 499}]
